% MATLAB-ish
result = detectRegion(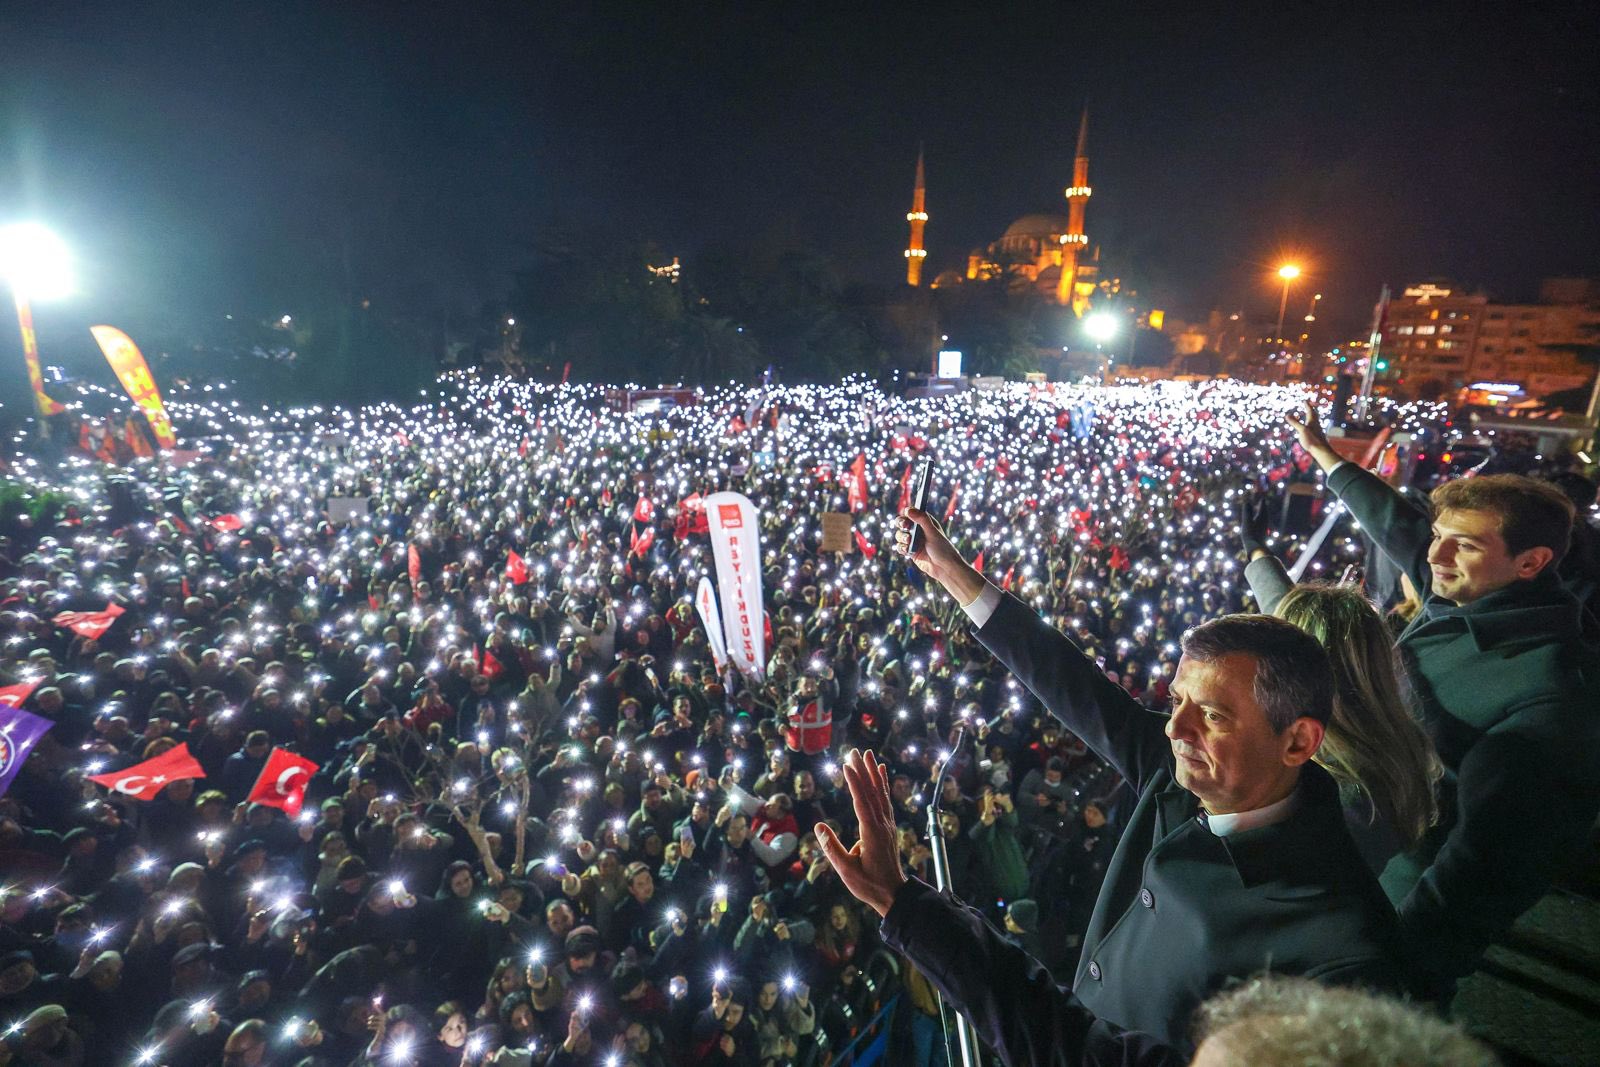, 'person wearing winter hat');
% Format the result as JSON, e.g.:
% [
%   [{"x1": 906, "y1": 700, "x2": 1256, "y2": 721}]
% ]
[{"x1": 1004, "y1": 899, "x2": 1047, "y2": 962}]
